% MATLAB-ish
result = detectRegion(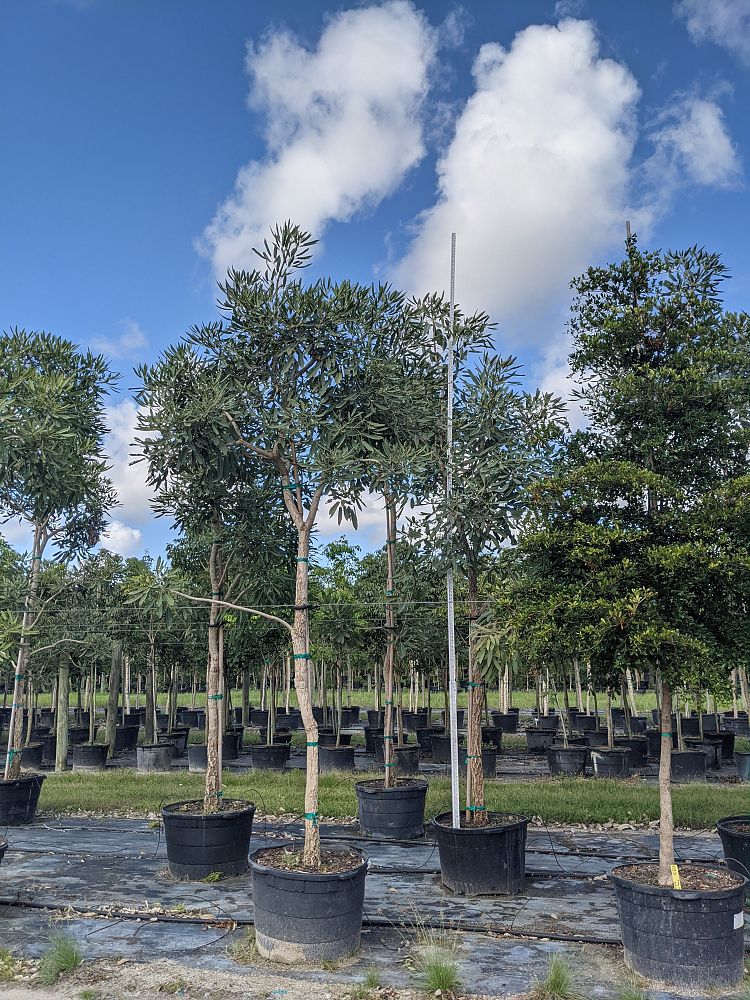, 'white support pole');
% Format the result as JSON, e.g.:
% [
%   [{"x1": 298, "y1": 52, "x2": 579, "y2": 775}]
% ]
[{"x1": 446, "y1": 232, "x2": 460, "y2": 829}]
